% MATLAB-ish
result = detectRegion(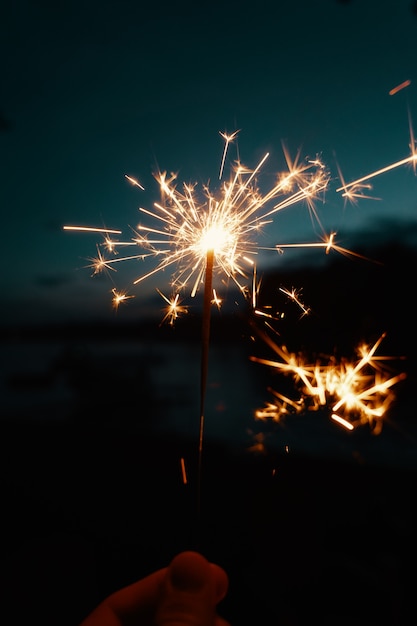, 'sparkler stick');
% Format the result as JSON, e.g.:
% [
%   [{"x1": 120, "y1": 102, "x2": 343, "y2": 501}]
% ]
[{"x1": 197, "y1": 248, "x2": 214, "y2": 515}]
